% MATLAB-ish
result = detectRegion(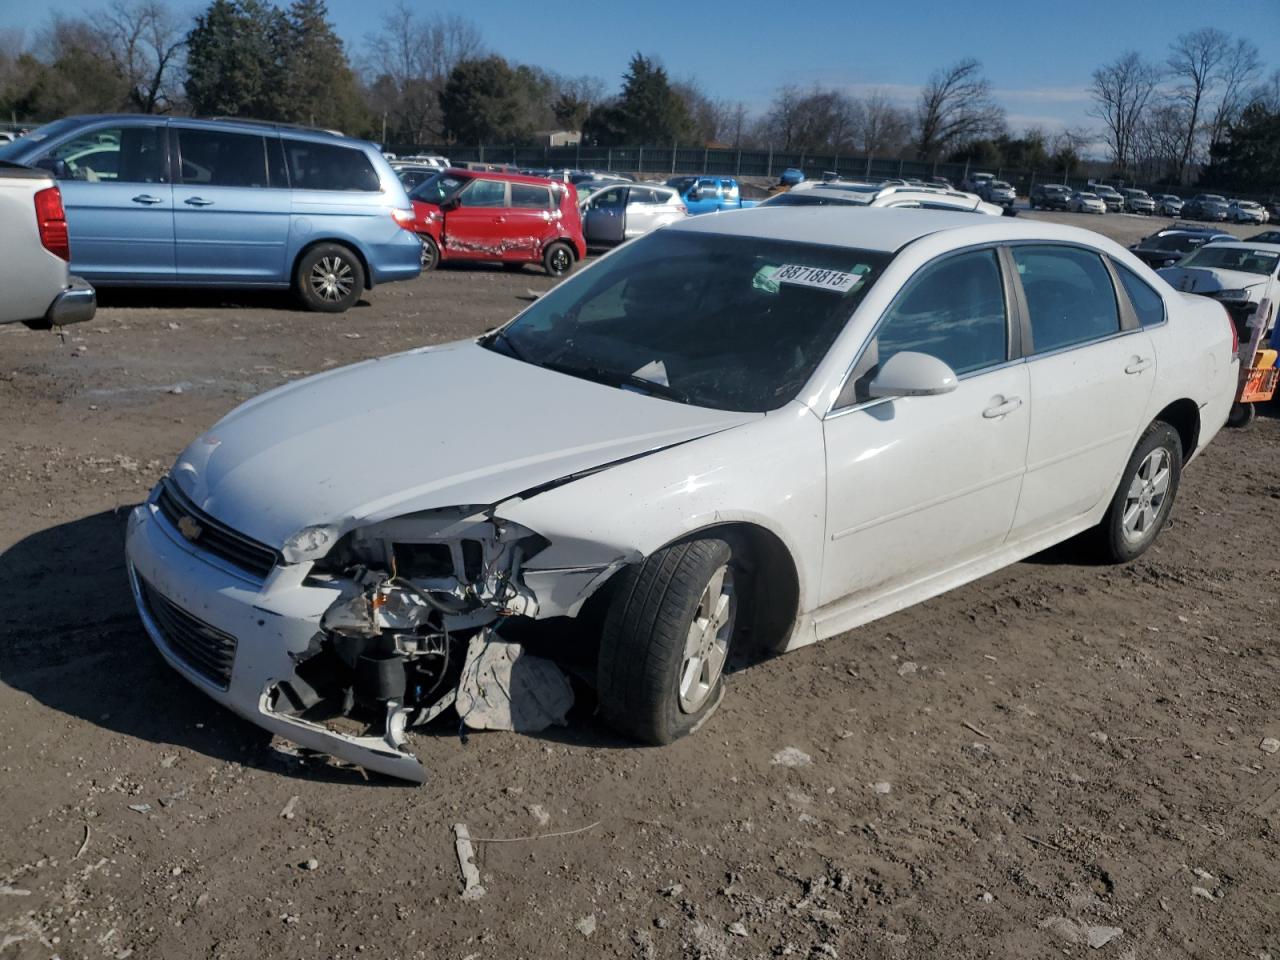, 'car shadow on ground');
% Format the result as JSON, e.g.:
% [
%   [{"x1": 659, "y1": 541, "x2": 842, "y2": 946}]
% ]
[
  {"x1": 0, "y1": 508, "x2": 402, "y2": 786},
  {"x1": 95, "y1": 288, "x2": 373, "y2": 312}
]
